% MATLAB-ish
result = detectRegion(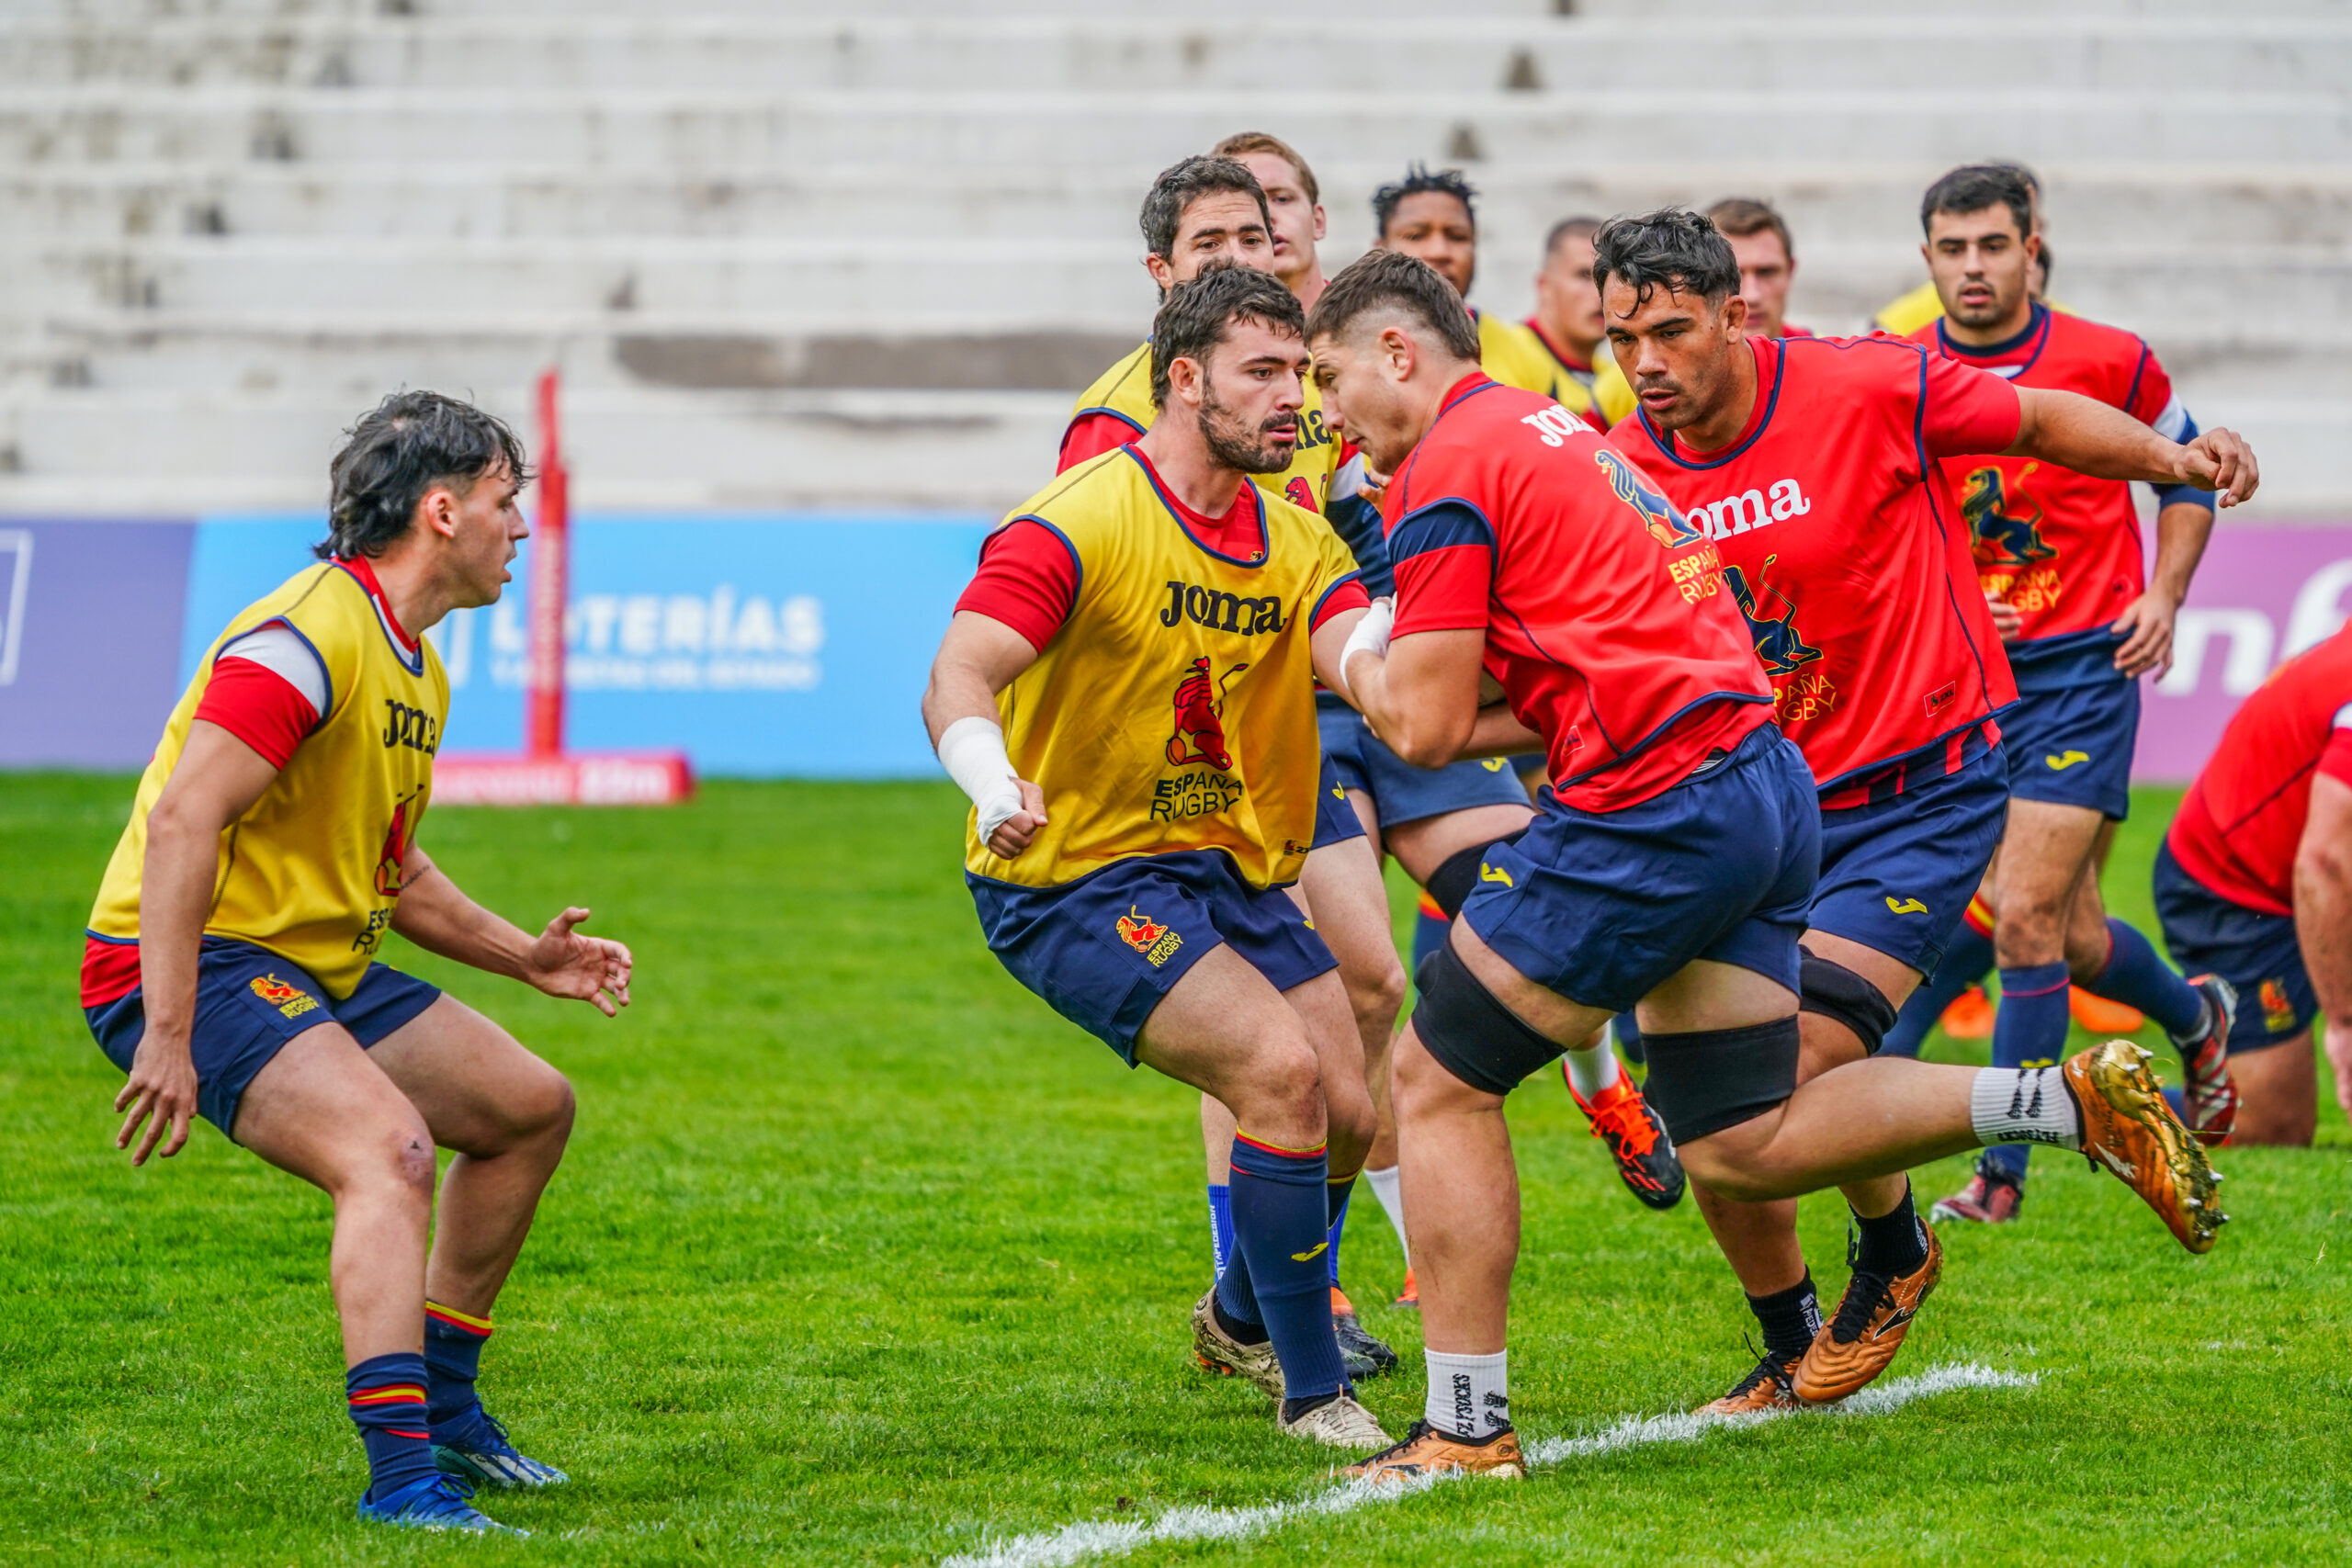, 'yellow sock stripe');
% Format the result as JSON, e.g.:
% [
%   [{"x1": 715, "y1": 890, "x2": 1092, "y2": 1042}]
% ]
[
  {"x1": 1233, "y1": 1128, "x2": 1328, "y2": 1157},
  {"x1": 425, "y1": 1300, "x2": 494, "y2": 1333},
  {"x1": 1328, "y1": 1162, "x2": 1365, "y2": 1185},
  {"x1": 349, "y1": 1384, "x2": 427, "y2": 1405}
]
